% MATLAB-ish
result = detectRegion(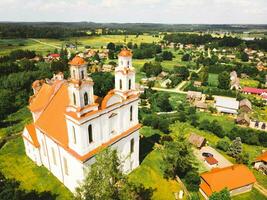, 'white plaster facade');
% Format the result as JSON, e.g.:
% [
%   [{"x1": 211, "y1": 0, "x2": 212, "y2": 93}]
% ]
[{"x1": 22, "y1": 50, "x2": 140, "y2": 192}]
